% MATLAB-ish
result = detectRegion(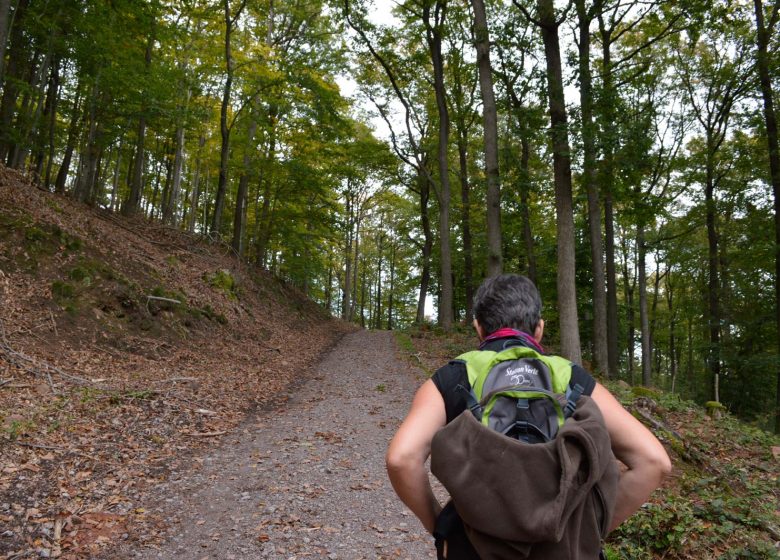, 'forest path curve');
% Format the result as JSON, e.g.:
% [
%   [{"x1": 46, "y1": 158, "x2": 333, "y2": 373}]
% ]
[{"x1": 118, "y1": 330, "x2": 438, "y2": 560}]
